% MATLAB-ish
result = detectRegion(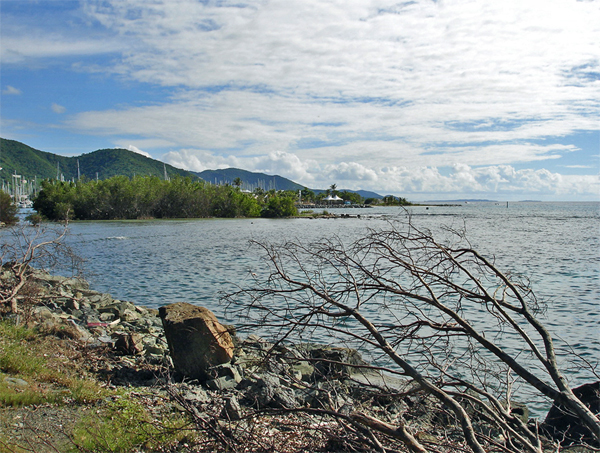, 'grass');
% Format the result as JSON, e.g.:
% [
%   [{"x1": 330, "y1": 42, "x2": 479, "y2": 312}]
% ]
[
  {"x1": 0, "y1": 320, "x2": 106, "y2": 407},
  {"x1": 71, "y1": 394, "x2": 196, "y2": 452},
  {"x1": 0, "y1": 319, "x2": 197, "y2": 452}
]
